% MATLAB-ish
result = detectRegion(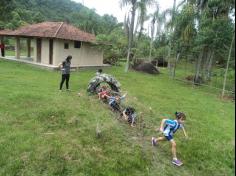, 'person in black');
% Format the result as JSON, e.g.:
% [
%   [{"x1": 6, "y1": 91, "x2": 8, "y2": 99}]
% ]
[
  {"x1": 0, "y1": 43, "x2": 5, "y2": 57},
  {"x1": 121, "y1": 107, "x2": 136, "y2": 127},
  {"x1": 59, "y1": 55, "x2": 72, "y2": 91},
  {"x1": 96, "y1": 68, "x2": 103, "y2": 76}
]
